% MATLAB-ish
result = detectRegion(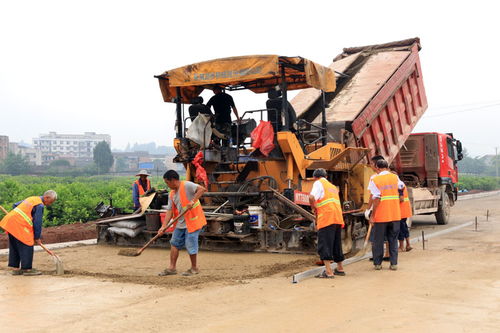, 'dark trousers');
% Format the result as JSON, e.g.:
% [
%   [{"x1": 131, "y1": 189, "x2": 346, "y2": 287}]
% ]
[
  {"x1": 372, "y1": 221, "x2": 400, "y2": 266},
  {"x1": 398, "y1": 218, "x2": 410, "y2": 240},
  {"x1": 317, "y1": 224, "x2": 344, "y2": 262},
  {"x1": 8, "y1": 234, "x2": 34, "y2": 270}
]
